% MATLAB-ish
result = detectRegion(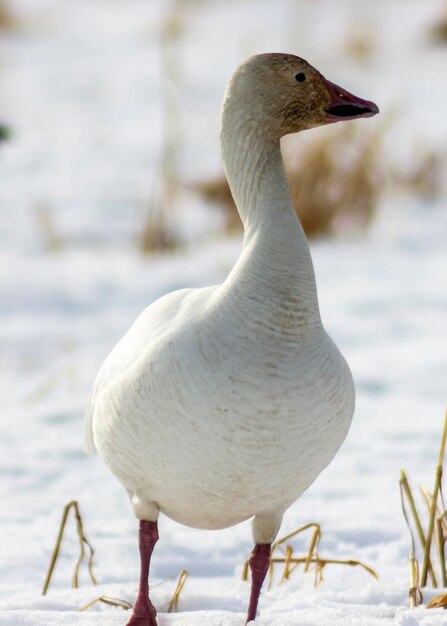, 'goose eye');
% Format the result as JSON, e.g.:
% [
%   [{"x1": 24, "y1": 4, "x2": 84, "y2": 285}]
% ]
[{"x1": 295, "y1": 72, "x2": 306, "y2": 83}]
